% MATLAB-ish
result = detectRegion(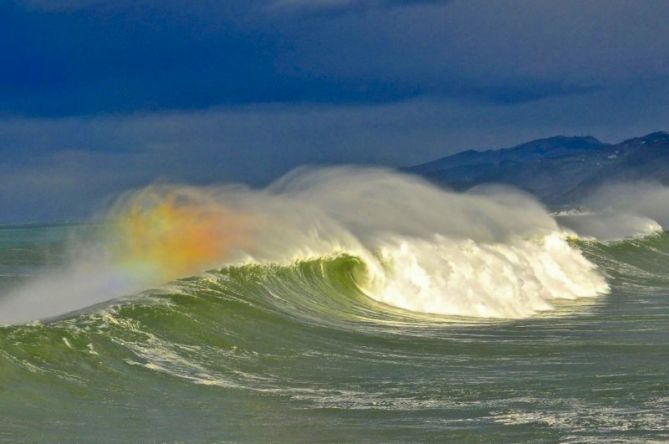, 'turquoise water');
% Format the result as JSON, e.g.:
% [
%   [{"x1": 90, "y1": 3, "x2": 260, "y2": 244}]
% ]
[{"x1": 1, "y1": 225, "x2": 668, "y2": 442}]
